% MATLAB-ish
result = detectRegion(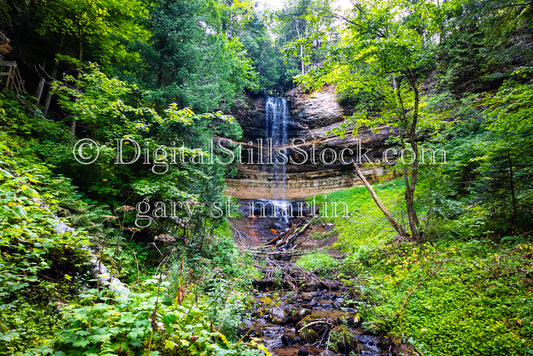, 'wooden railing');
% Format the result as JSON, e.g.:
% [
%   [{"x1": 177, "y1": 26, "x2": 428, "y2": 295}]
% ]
[{"x1": 0, "y1": 60, "x2": 24, "y2": 94}]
